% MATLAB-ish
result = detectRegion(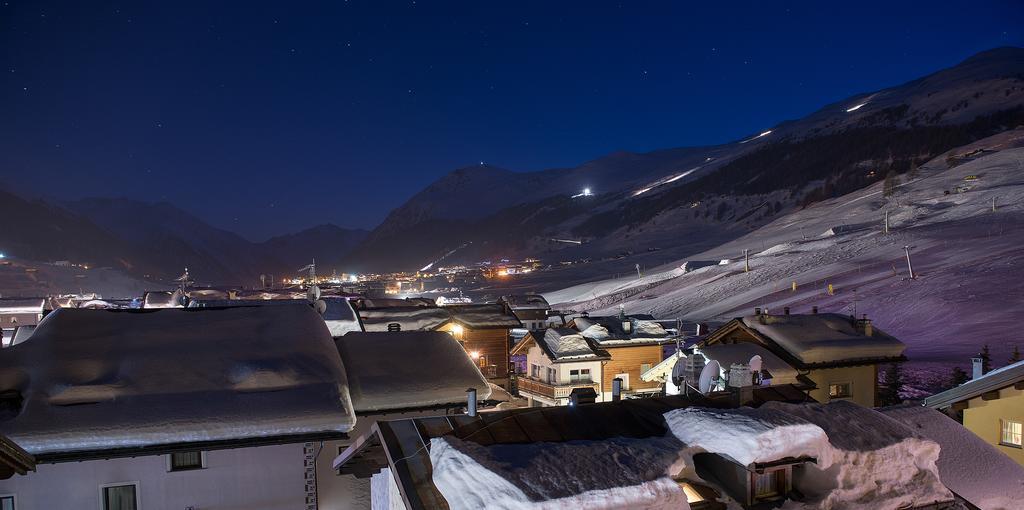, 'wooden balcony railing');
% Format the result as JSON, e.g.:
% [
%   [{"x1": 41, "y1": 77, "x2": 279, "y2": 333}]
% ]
[{"x1": 517, "y1": 377, "x2": 600, "y2": 400}]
